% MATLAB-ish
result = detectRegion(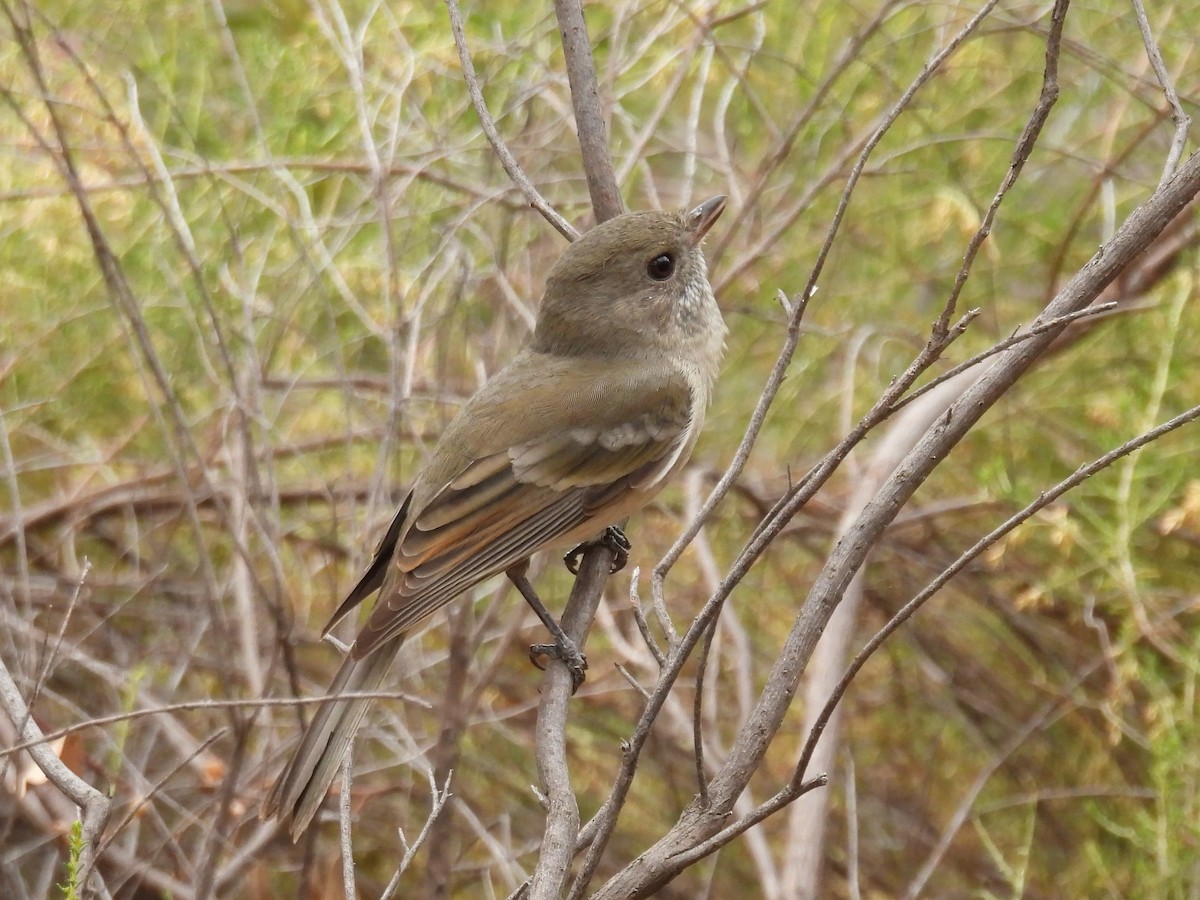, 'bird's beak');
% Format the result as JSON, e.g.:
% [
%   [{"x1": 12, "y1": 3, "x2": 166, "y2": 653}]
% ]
[{"x1": 688, "y1": 195, "x2": 727, "y2": 245}]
